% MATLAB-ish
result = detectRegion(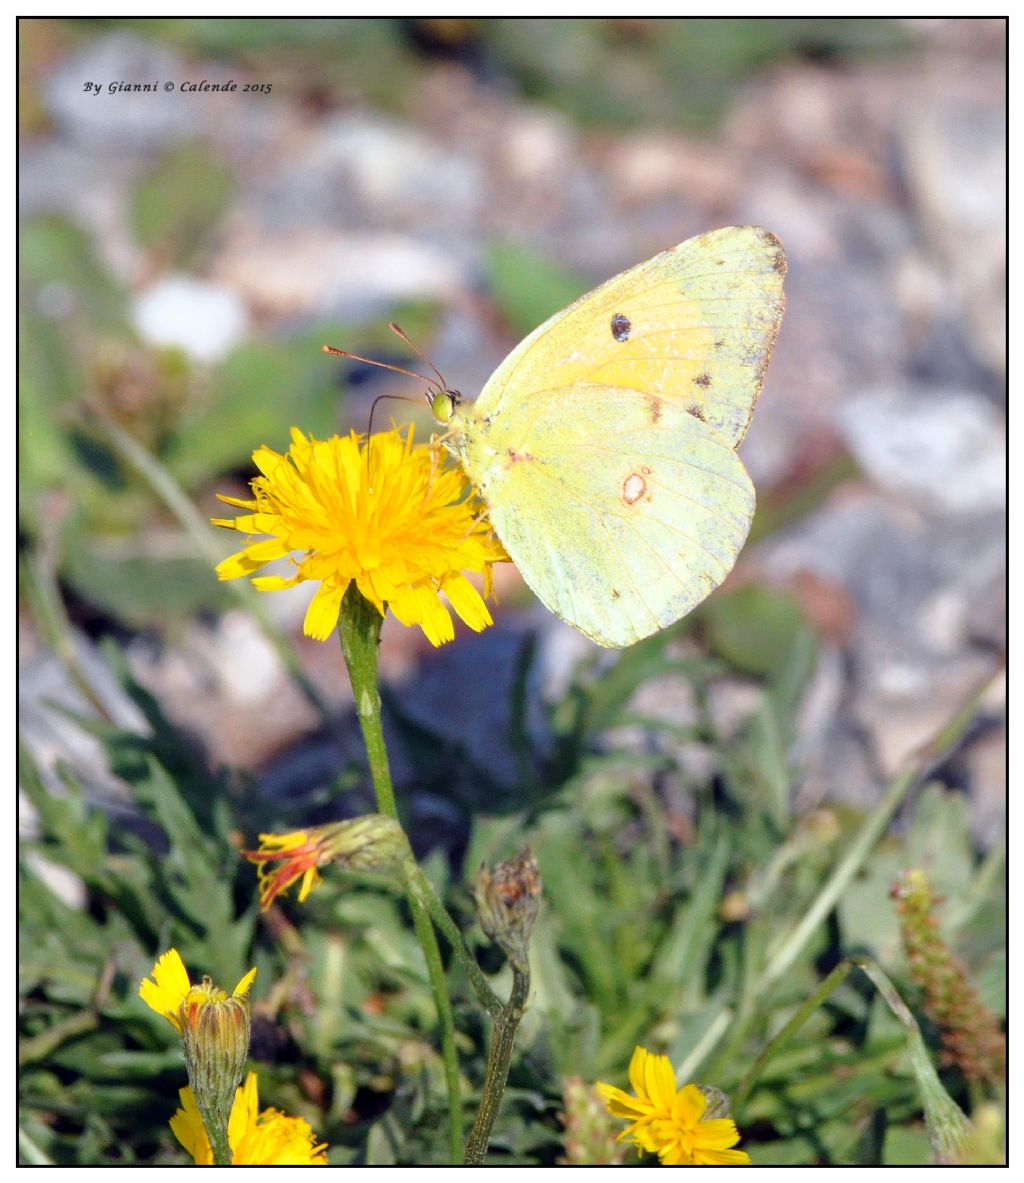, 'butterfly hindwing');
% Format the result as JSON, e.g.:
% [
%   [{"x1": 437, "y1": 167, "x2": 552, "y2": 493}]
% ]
[{"x1": 458, "y1": 384, "x2": 755, "y2": 647}]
